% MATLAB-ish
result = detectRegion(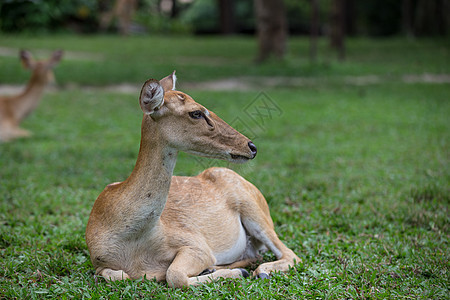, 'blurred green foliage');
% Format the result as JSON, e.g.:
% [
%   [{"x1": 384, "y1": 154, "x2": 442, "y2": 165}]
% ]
[
  {"x1": 0, "y1": 0, "x2": 98, "y2": 33},
  {"x1": 136, "y1": 2, "x2": 192, "y2": 34},
  {"x1": 358, "y1": 0, "x2": 402, "y2": 36},
  {"x1": 1, "y1": 0, "x2": 447, "y2": 36},
  {"x1": 180, "y1": 0, "x2": 218, "y2": 34},
  {"x1": 134, "y1": 12, "x2": 192, "y2": 35},
  {"x1": 179, "y1": 0, "x2": 313, "y2": 34}
]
